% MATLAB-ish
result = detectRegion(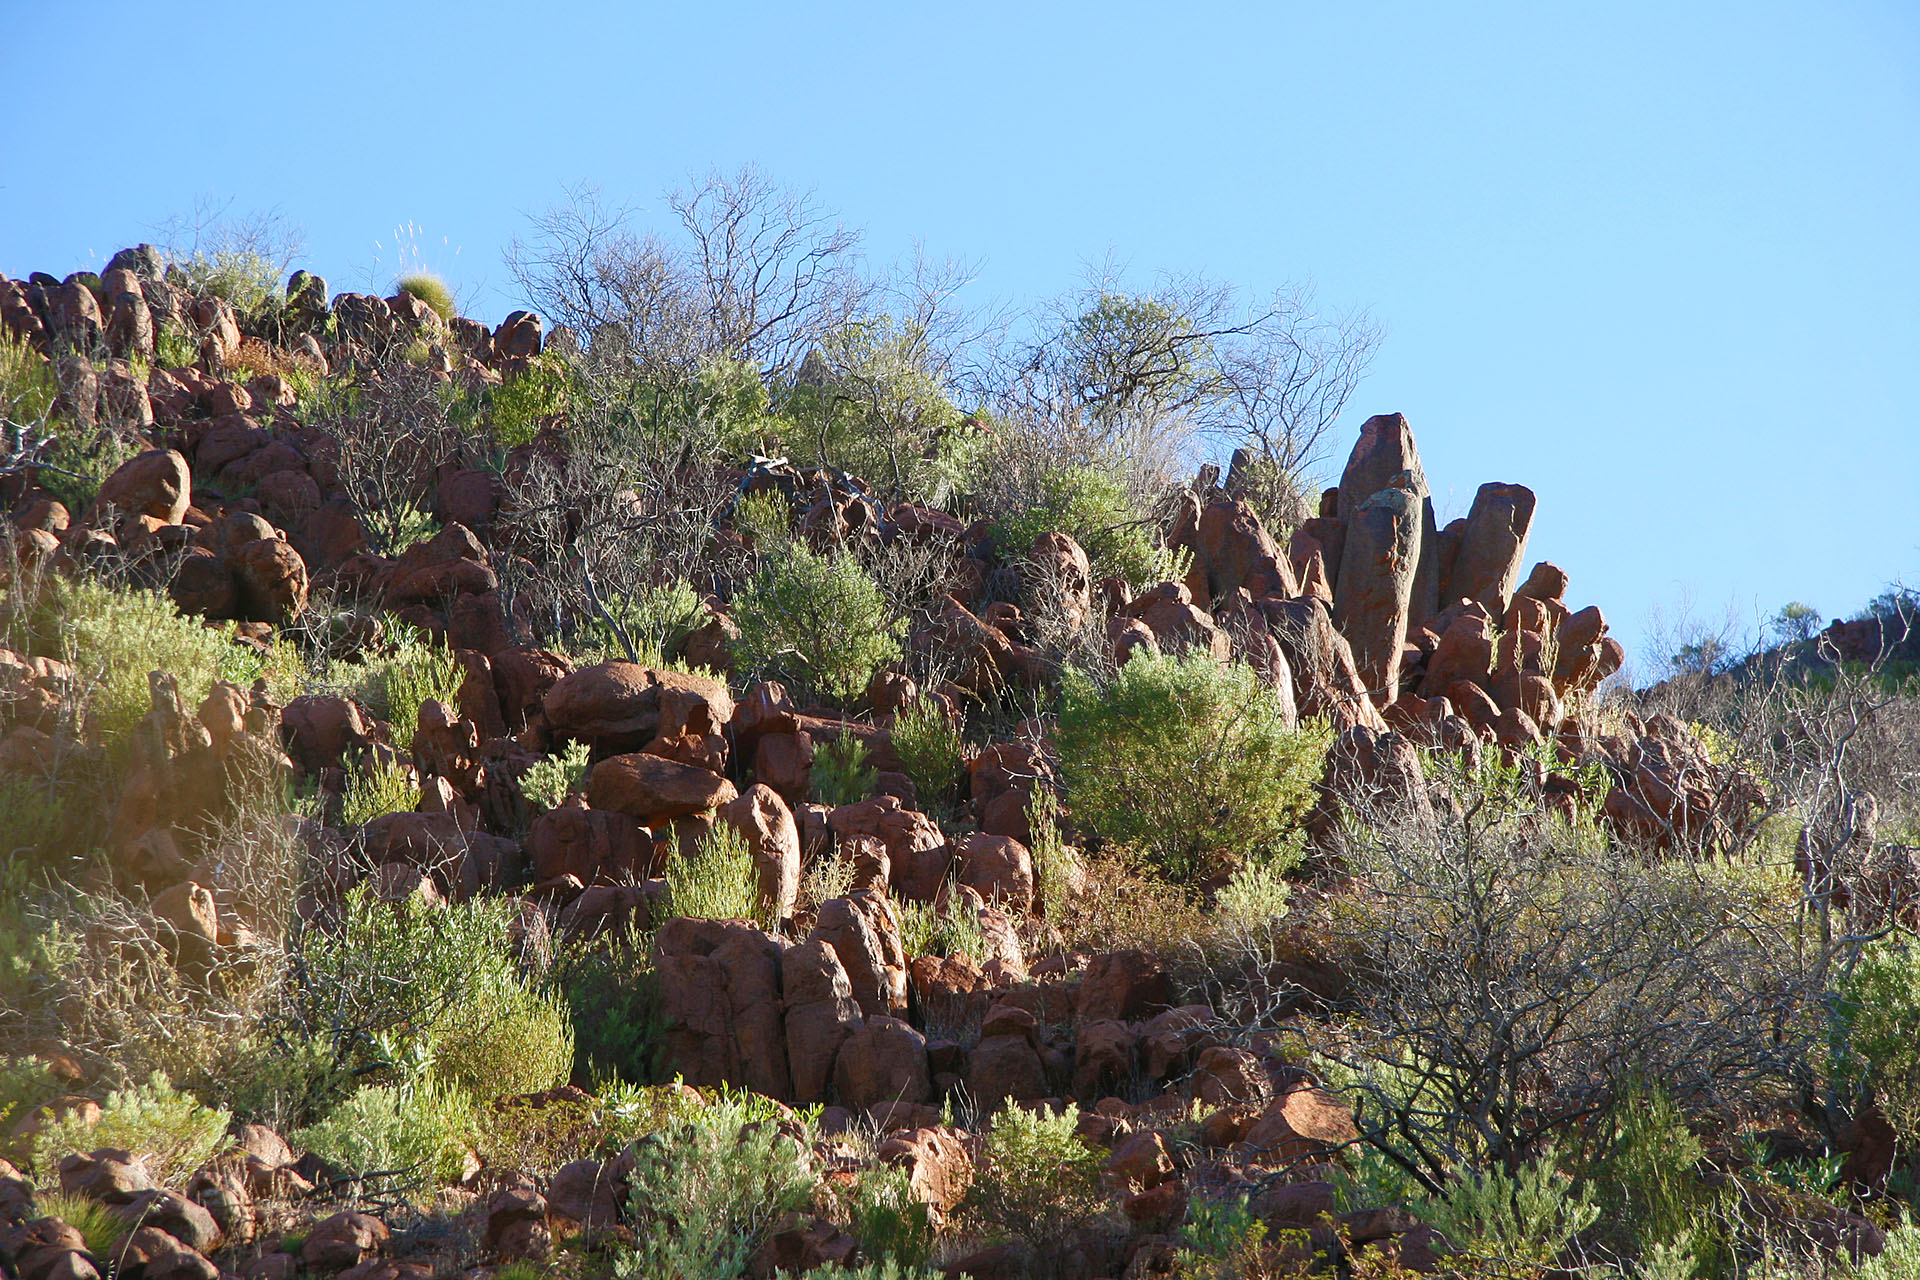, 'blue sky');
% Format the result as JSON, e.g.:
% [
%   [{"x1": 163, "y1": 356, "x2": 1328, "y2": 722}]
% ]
[{"x1": 3, "y1": 1, "x2": 1915, "y2": 674}]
